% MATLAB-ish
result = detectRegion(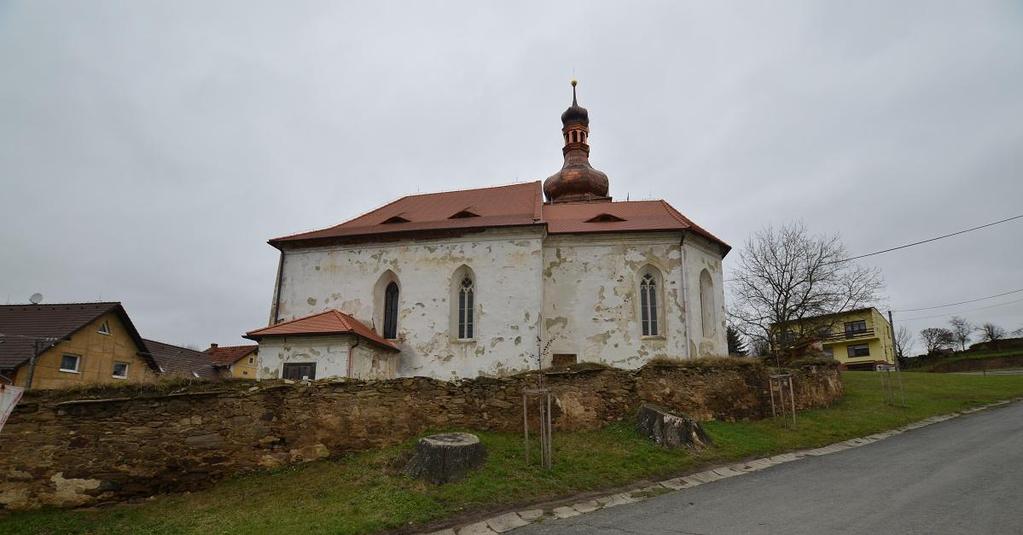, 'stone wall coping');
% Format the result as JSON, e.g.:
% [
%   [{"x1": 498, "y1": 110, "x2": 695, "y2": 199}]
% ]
[{"x1": 53, "y1": 390, "x2": 232, "y2": 408}]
